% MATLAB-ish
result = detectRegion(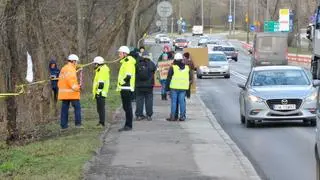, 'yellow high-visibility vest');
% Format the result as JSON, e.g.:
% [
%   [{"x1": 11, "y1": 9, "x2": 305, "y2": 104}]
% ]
[{"x1": 170, "y1": 65, "x2": 190, "y2": 90}]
